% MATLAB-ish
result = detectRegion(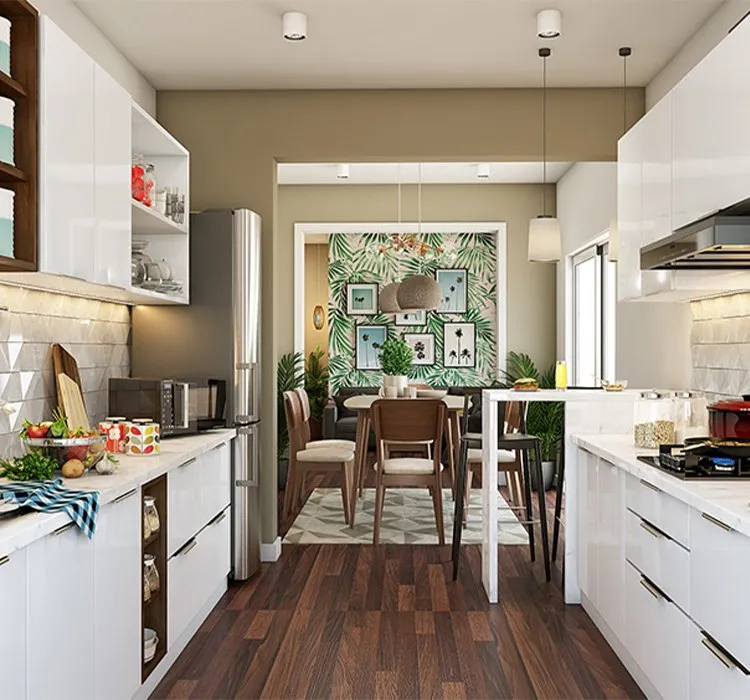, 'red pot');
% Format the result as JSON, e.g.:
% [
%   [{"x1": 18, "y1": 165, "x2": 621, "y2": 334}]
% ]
[{"x1": 708, "y1": 395, "x2": 750, "y2": 440}]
